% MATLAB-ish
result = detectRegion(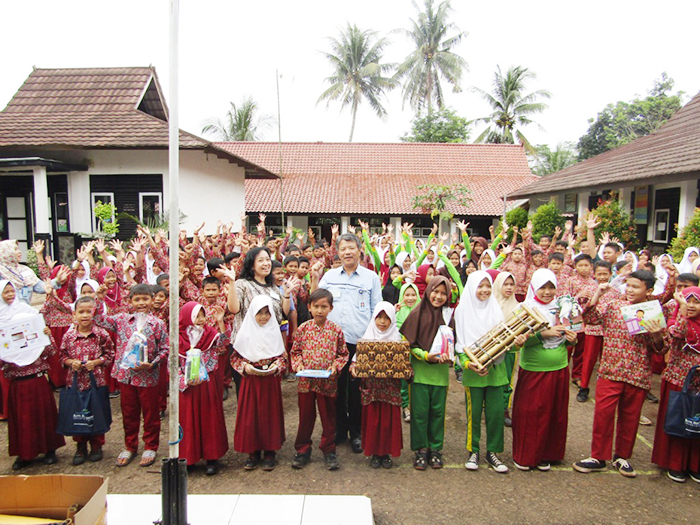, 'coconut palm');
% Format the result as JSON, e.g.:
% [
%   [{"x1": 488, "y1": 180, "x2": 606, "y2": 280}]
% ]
[
  {"x1": 318, "y1": 24, "x2": 397, "y2": 142},
  {"x1": 201, "y1": 97, "x2": 273, "y2": 141},
  {"x1": 394, "y1": 0, "x2": 468, "y2": 113},
  {"x1": 472, "y1": 66, "x2": 550, "y2": 153},
  {"x1": 531, "y1": 142, "x2": 578, "y2": 176}
]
